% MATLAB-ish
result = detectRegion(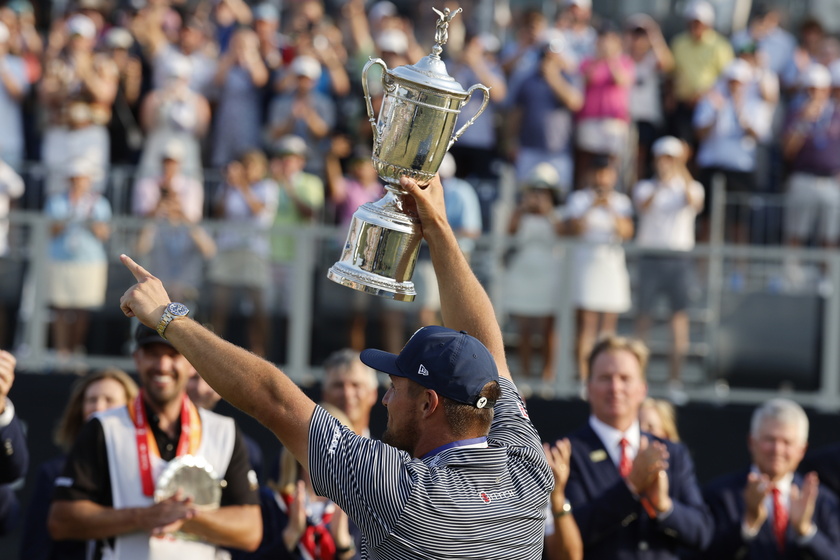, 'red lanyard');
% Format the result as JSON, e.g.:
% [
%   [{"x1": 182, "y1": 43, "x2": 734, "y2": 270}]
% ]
[{"x1": 129, "y1": 392, "x2": 201, "y2": 497}]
